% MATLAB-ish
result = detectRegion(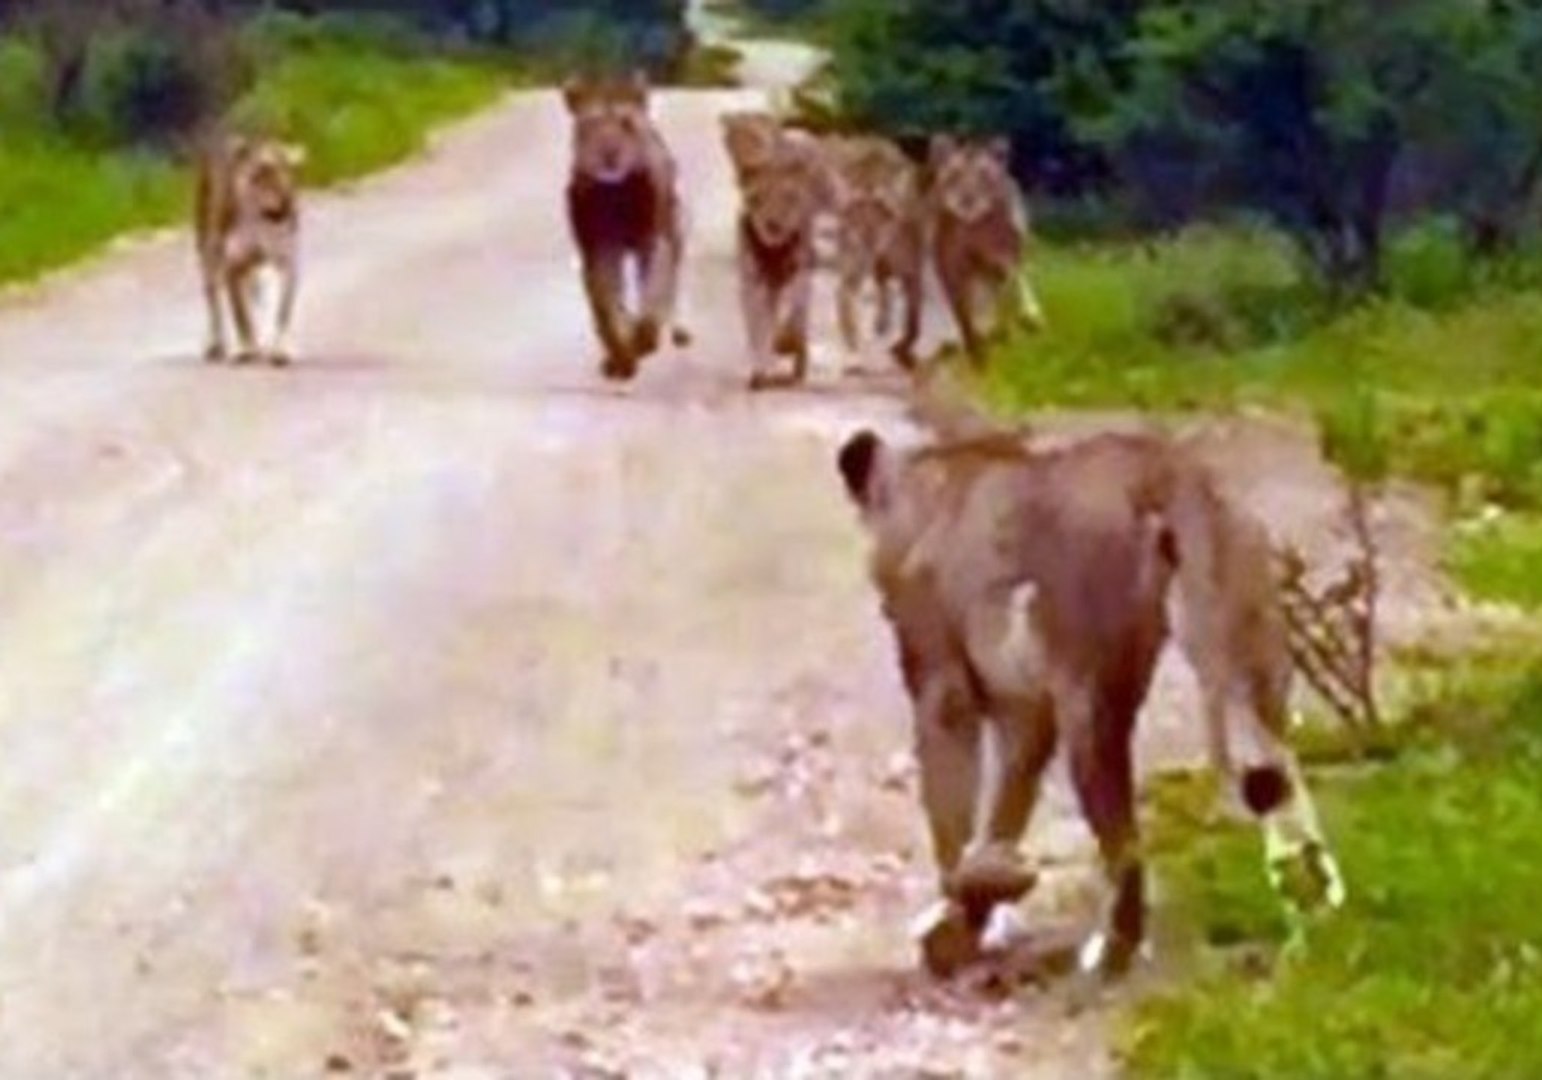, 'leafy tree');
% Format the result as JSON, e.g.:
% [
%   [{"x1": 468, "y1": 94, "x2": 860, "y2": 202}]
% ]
[
  {"x1": 1082, "y1": 0, "x2": 1542, "y2": 287},
  {"x1": 824, "y1": 0, "x2": 1140, "y2": 196}
]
